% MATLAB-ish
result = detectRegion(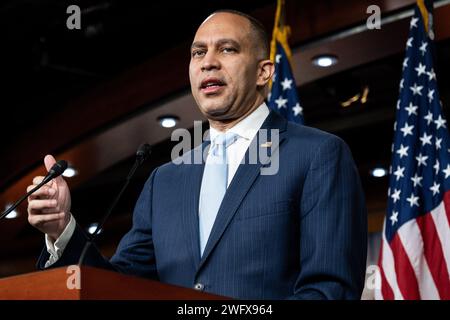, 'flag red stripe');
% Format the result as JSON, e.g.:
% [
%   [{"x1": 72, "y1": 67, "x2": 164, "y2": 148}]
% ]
[
  {"x1": 443, "y1": 191, "x2": 450, "y2": 227},
  {"x1": 378, "y1": 241, "x2": 395, "y2": 299},
  {"x1": 390, "y1": 234, "x2": 420, "y2": 299},
  {"x1": 416, "y1": 213, "x2": 450, "y2": 299}
]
